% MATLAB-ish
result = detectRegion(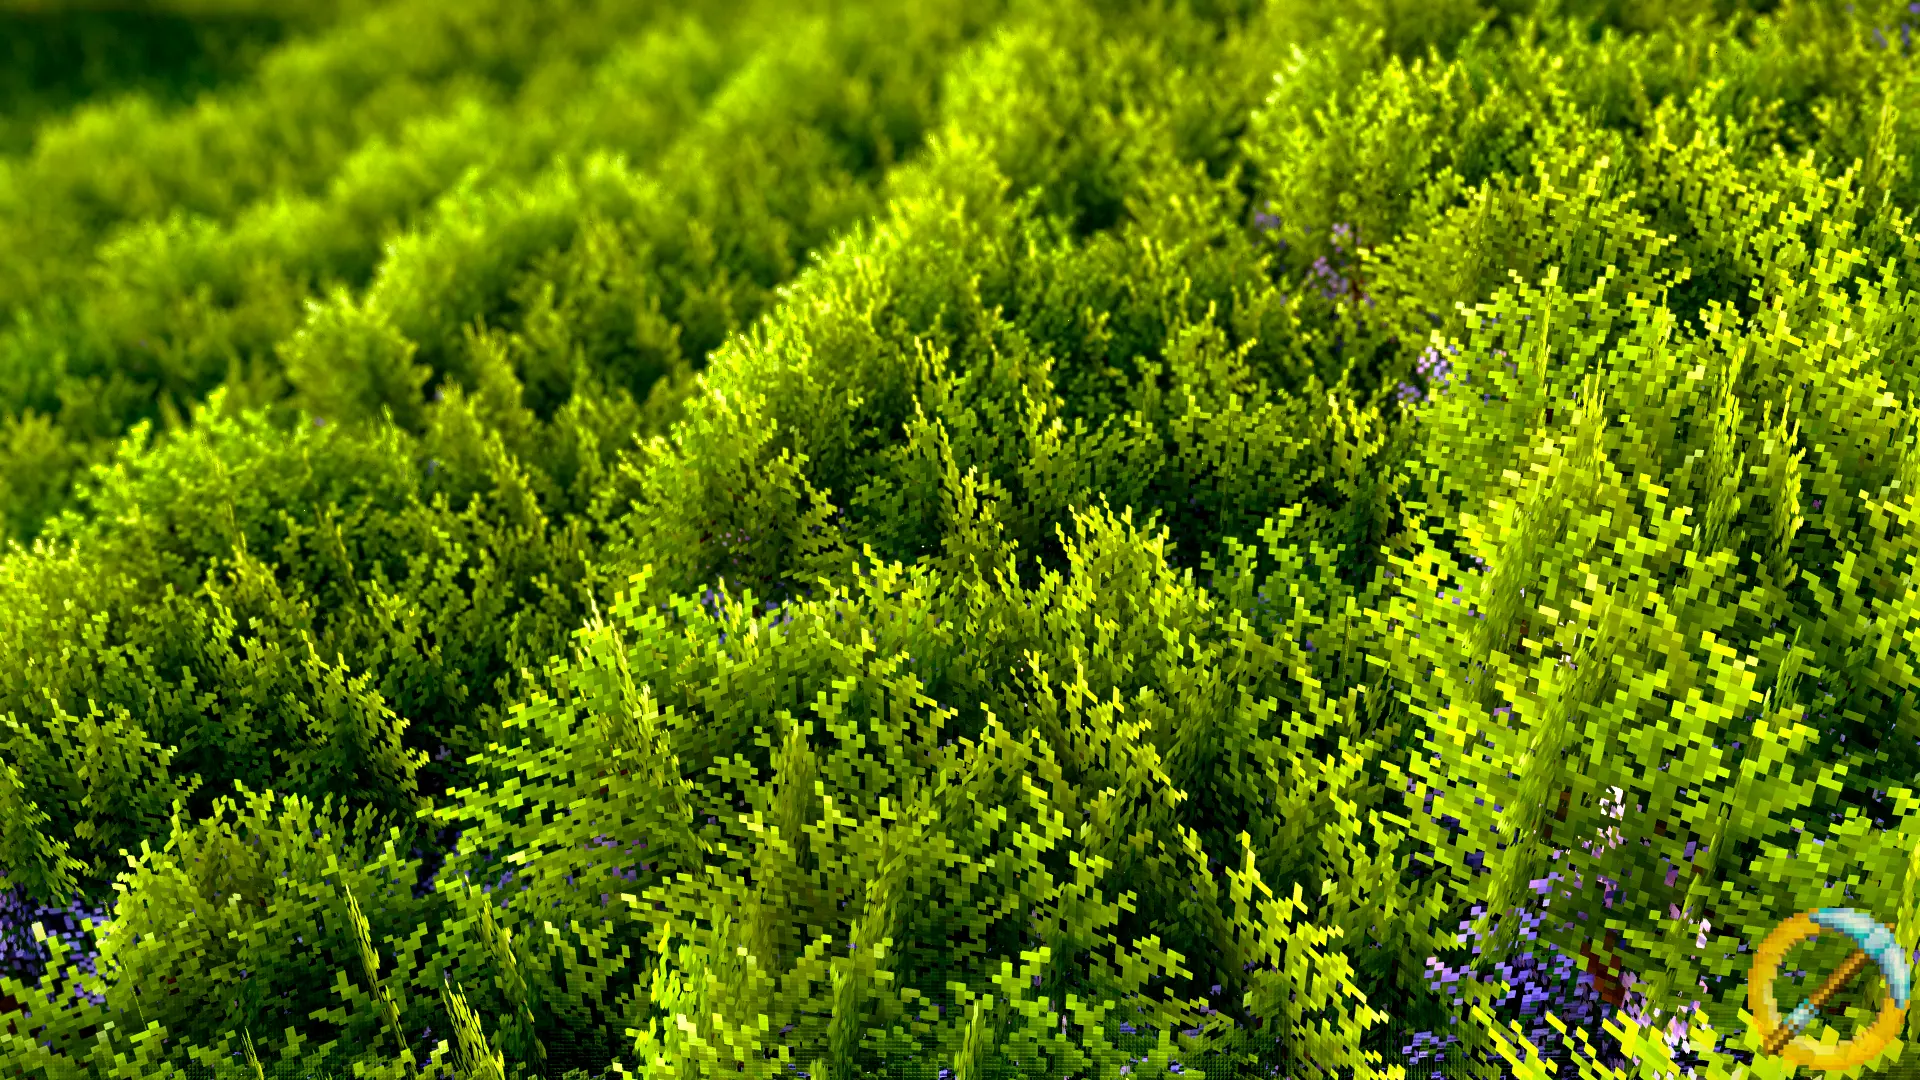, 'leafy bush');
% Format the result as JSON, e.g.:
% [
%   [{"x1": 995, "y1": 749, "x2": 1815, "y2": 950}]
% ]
[{"x1": 6, "y1": 1, "x2": 1920, "y2": 1079}]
